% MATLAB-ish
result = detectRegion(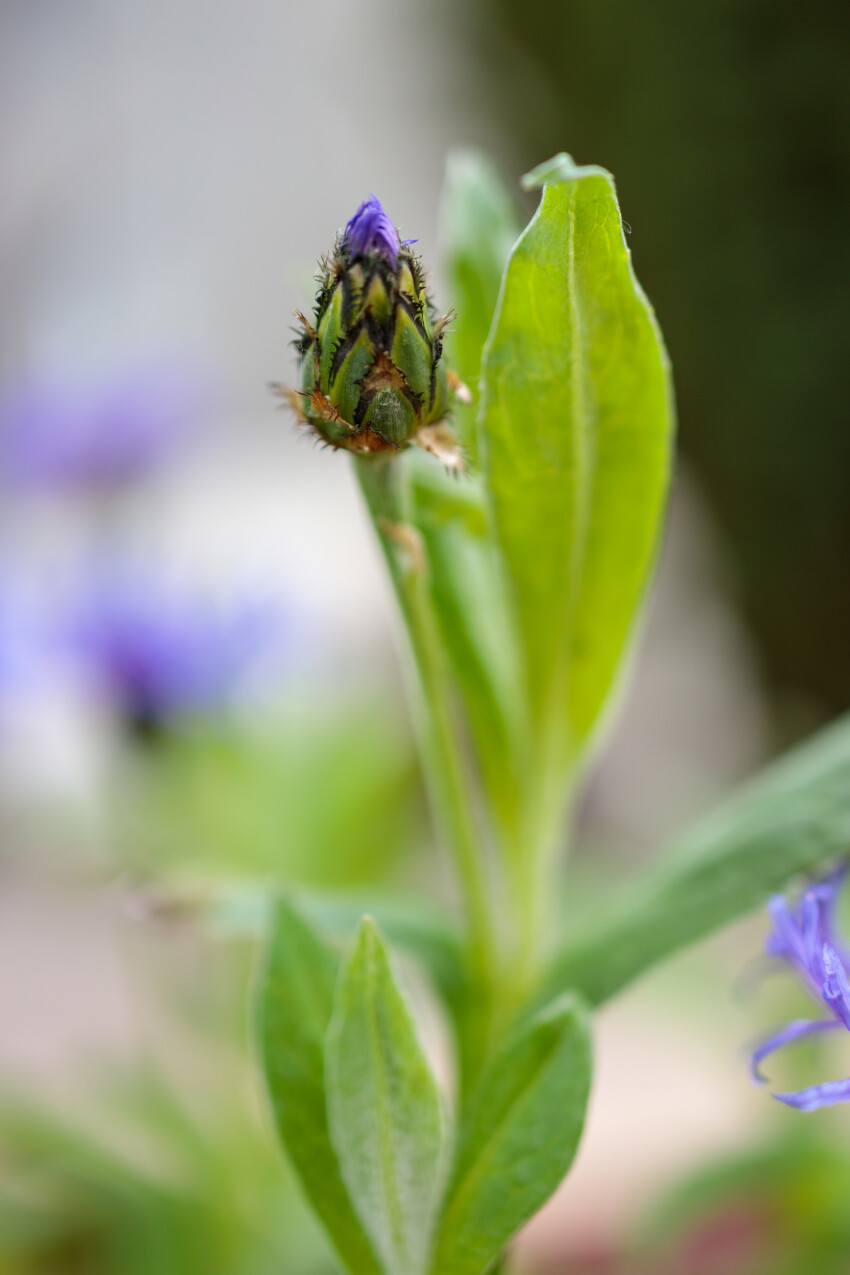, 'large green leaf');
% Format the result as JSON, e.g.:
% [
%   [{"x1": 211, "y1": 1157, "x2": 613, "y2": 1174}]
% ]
[
  {"x1": 429, "y1": 994, "x2": 591, "y2": 1275},
  {"x1": 325, "y1": 918, "x2": 447, "y2": 1275},
  {"x1": 541, "y1": 713, "x2": 850, "y2": 1009},
  {"x1": 480, "y1": 152, "x2": 675, "y2": 769},
  {"x1": 257, "y1": 901, "x2": 381, "y2": 1275}
]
